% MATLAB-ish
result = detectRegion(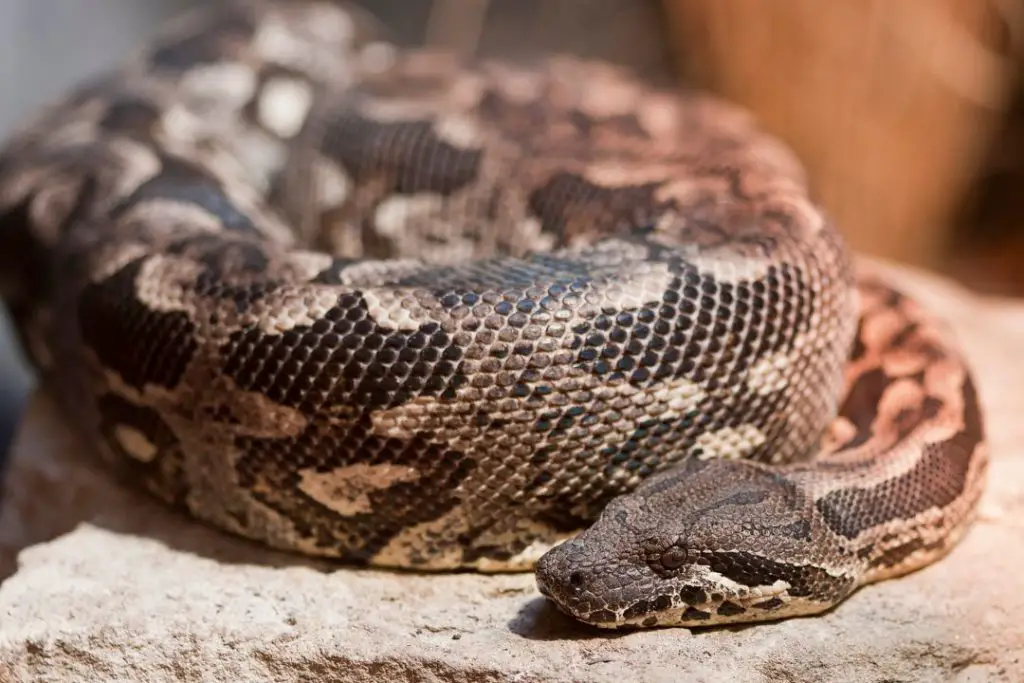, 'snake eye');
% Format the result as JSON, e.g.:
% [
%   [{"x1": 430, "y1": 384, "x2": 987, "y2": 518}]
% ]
[{"x1": 660, "y1": 546, "x2": 688, "y2": 570}]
